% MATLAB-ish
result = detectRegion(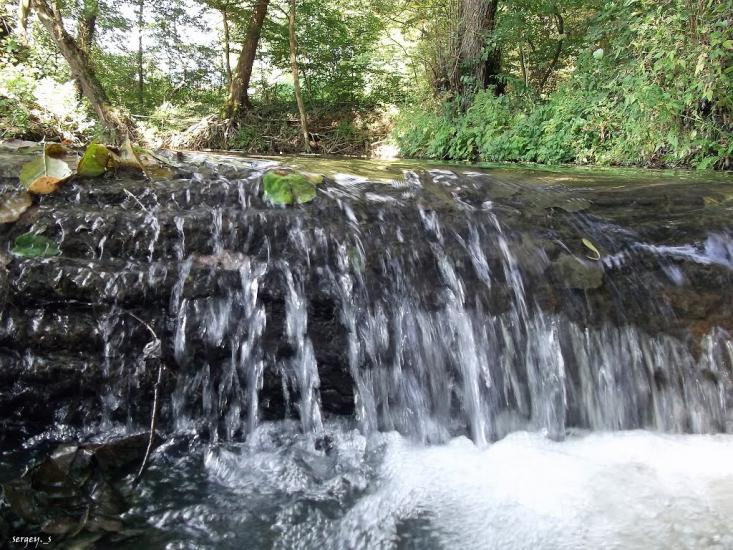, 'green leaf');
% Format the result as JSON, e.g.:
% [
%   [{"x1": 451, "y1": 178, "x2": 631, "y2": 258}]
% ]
[
  {"x1": 593, "y1": 48, "x2": 604, "y2": 60},
  {"x1": 12, "y1": 233, "x2": 61, "y2": 258},
  {"x1": 0, "y1": 192, "x2": 32, "y2": 224},
  {"x1": 263, "y1": 170, "x2": 318, "y2": 206},
  {"x1": 19, "y1": 153, "x2": 73, "y2": 195},
  {"x1": 77, "y1": 142, "x2": 111, "y2": 178},
  {"x1": 582, "y1": 238, "x2": 601, "y2": 261}
]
